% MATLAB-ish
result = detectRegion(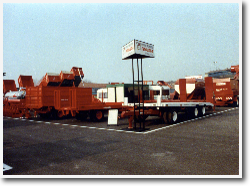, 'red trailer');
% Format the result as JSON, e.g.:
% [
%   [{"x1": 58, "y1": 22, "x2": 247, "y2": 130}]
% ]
[
  {"x1": 4, "y1": 67, "x2": 123, "y2": 120},
  {"x1": 3, "y1": 75, "x2": 34, "y2": 118},
  {"x1": 173, "y1": 78, "x2": 205, "y2": 100},
  {"x1": 3, "y1": 98, "x2": 28, "y2": 118},
  {"x1": 25, "y1": 85, "x2": 122, "y2": 121},
  {"x1": 18, "y1": 75, "x2": 34, "y2": 88},
  {"x1": 213, "y1": 65, "x2": 239, "y2": 107},
  {"x1": 3, "y1": 80, "x2": 17, "y2": 94},
  {"x1": 121, "y1": 77, "x2": 215, "y2": 128},
  {"x1": 24, "y1": 67, "x2": 123, "y2": 120},
  {"x1": 213, "y1": 78, "x2": 239, "y2": 106}
]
